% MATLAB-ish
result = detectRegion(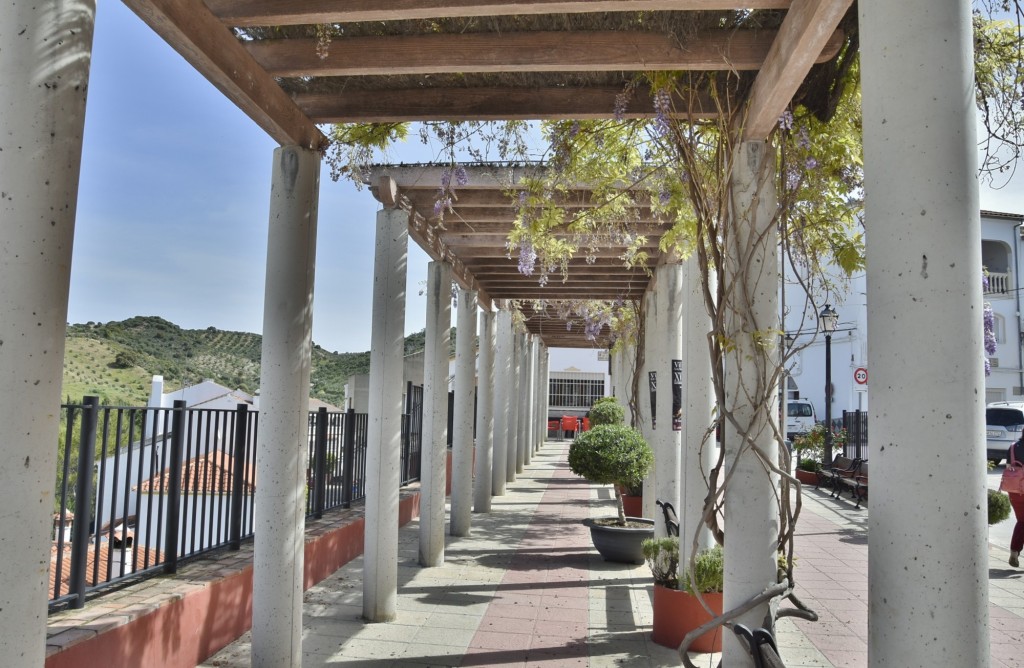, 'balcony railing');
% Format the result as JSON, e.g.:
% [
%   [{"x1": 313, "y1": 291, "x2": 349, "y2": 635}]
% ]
[
  {"x1": 986, "y1": 271, "x2": 1012, "y2": 295},
  {"x1": 50, "y1": 396, "x2": 421, "y2": 613}
]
